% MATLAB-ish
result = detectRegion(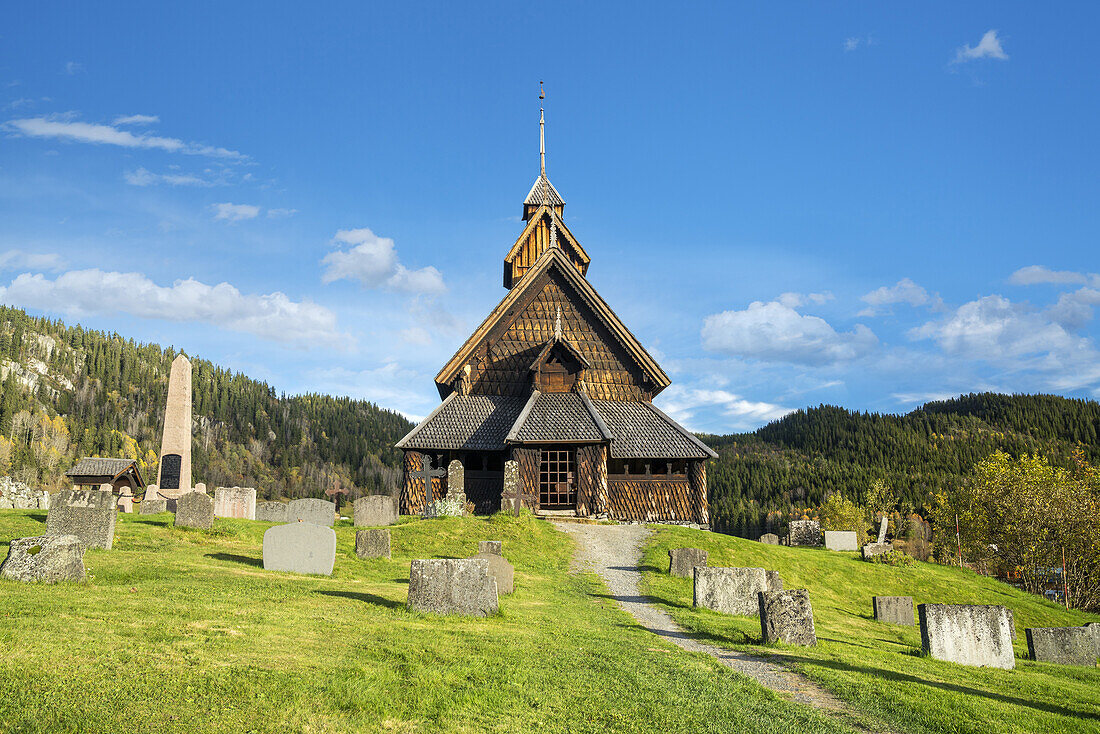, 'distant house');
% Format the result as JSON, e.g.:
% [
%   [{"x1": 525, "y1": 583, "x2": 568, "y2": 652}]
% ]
[
  {"x1": 65, "y1": 457, "x2": 145, "y2": 496},
  {"x1": 395, "y1": 108, "x2": 716, "y2": 523}
]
